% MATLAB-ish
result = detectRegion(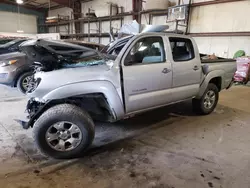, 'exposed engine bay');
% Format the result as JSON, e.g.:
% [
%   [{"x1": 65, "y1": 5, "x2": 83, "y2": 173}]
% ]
[
  {"x1": 20, "y1": 39, "x2": 114, "y2": 72},
  {"x1": 19, "y1": 39, "x2": 116, "y2": 93}
]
